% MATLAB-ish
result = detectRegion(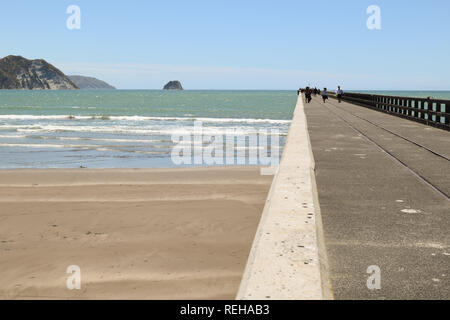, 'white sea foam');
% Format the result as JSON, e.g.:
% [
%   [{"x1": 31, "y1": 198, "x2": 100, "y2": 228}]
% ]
[
  {"x1": 0, "y1": 143, "x2": 168, "y2": 150},
  {"x1": 0, "y1": 114, "x2": 291, "y2": 124},
  {"x1": 0, "y1": 143, "x2": 92, "y2": 149},
  {"x1": 55, "y1": 136, "x2": 173, "y2": 143},
  {"x1": 0, "y1": 143, "x2": 278, "y2": 152},
  {"x1": 0, "y1": 115, "x2": 72, "y2": 120},
  {"x1": 13, "y1": 124, "x2": 287, "y2": 136},
  {"x1": 0, "y1": 134, "x2": 27, "y2": 139}
]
